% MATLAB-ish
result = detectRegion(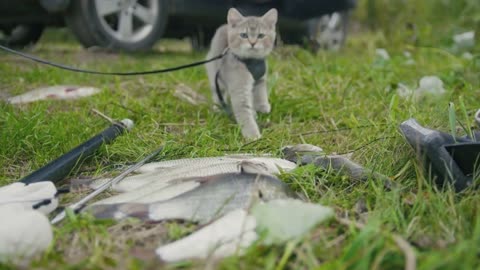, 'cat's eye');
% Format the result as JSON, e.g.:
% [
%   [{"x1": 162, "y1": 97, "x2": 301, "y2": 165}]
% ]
[
  {"x1": 258, "y1": 33, "x2": 265, "y2": 39},
  {"x1": 240, "y1": 33, "x2": 248, "y2": 39}
]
